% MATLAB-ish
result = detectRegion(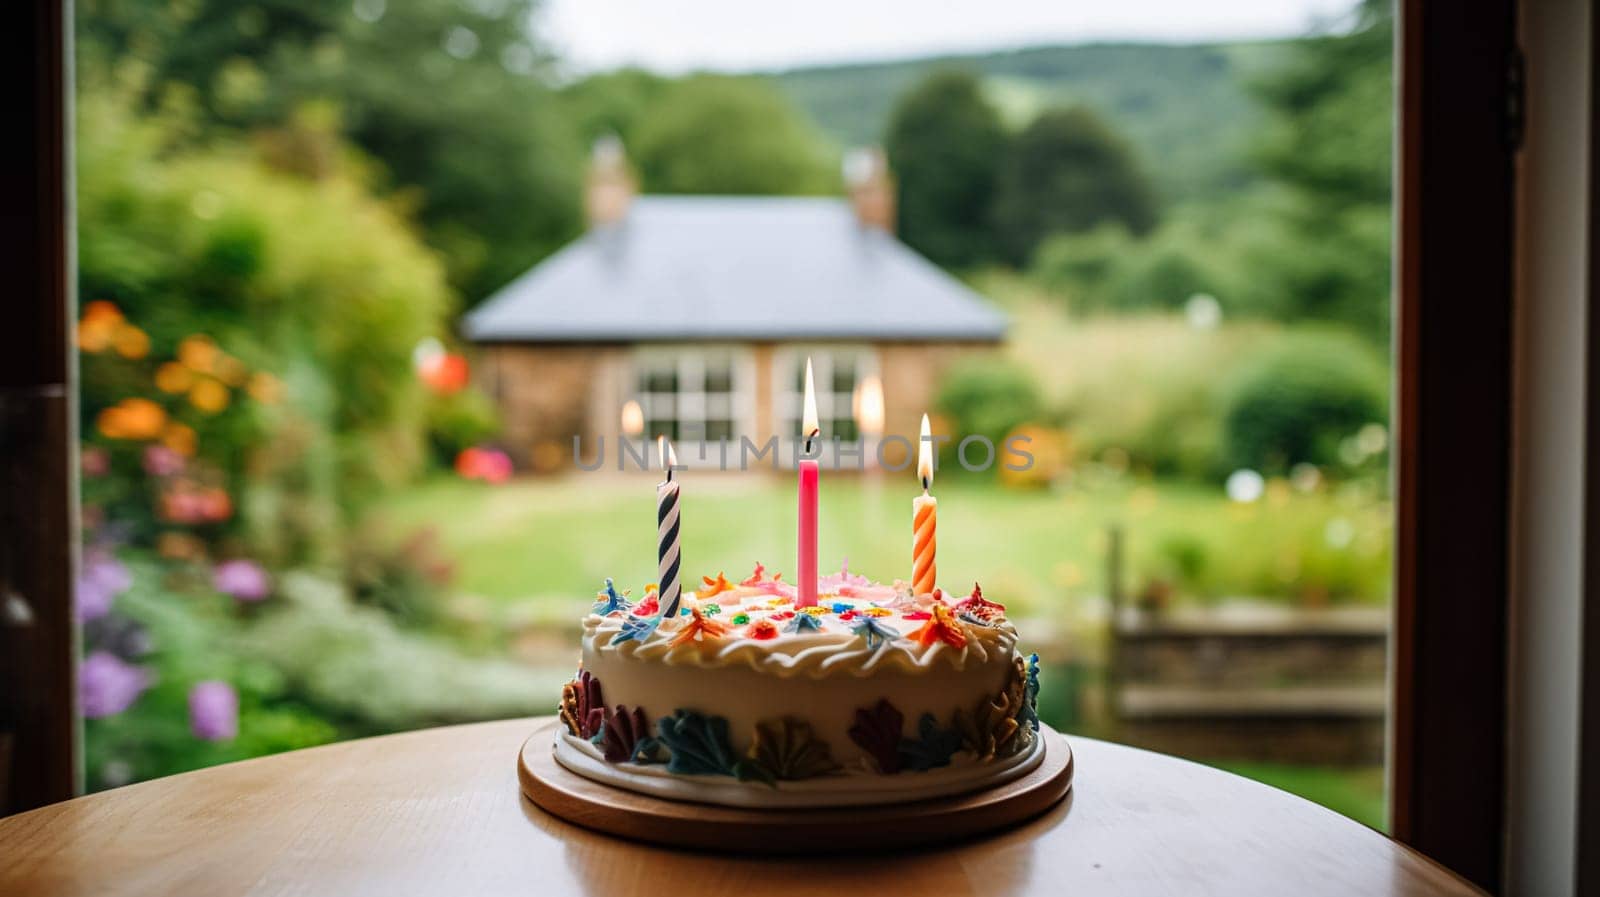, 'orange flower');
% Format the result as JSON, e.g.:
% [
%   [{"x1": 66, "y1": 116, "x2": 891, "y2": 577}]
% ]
[
  {"x1": 246, "y1": 372, "x2": 283, "y2": 404},
  {"x1": 188, "y1": 378, "x2": 229, "y2": 414},
  {"x1": 178, "y1": 335, "x2": 219, "y2": 373},
  {"x1": 214, "y1": 354, "x2": 248, "y2": 387},
  {"x1": 112, "y1": 324, "x2": 150, "y2": 359},
  {"x1": 95, "y1": 407, "x2": 129, "y2": 439},
  {"x1": 98, "y1": 398, "x2": 167, "y2": 440},
  {"x1": 155, "y1": 362, "x2": 193, "y2": 394},
  {"x1": 76, "y1": 304, "x2": 122, "y2": 352},
  {"x1": 81, "y1": 300, "x2": 123, "y2": 323},
  {"x1": 161, "y1": 422, "x2": 198, "y2": 457}
]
